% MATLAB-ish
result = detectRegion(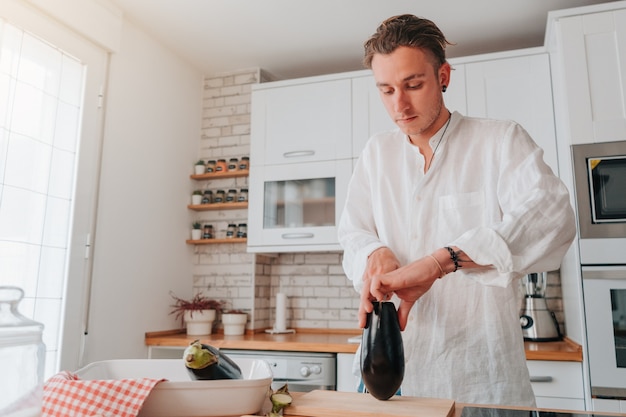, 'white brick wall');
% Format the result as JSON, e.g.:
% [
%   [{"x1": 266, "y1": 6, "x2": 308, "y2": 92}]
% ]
[
  {"x1": 192, "y1": 67, "x2": 563, "y2": 334},
  {"x1": 193, "y1": 68, "x2": 359, "y2": 332}
]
